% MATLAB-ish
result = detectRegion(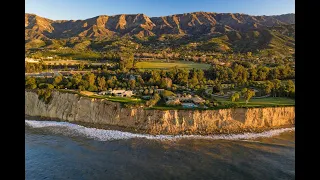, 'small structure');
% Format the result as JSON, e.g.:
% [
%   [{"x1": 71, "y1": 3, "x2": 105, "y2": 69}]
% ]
[
  {"x1": 98, "y1": 91, "x2": 108, "y2": 95},
  {"x1": 142, "y1": 95, "x2": 152, "y2": 100},
  {"x1": 99, "y1": 90, "x2": 134, "y2": 97},
  {"x1": 155, "y1": 89, "x2": 165, "y2": 94},
  {"x1": 129, "y1": 75, "x2": 136, "y2": 81},
  {"x1": 182, "y1": 103, "x2": 198, "y2": 108},
  {"x1": 166, "y1": 99, "x2": 181, "y2": 105},
  {"x1": 179, "y1": 94, "x2": 193, "y2": 102},
  {"x1": 113, "y1": 90, "x2": 133, "y2": 97},
  {"x1": 112, "y1": 90, "x2": 134, "y2": 97},
  {"x1": 192, "y1": 96, "x2": 206, "y2": 104},
  {"x1": 165, "y1": 96, "x2": 176, "y2": 101},
  {"x1": 25, "y1": 58, "x2": 39, "y2": 63}
]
